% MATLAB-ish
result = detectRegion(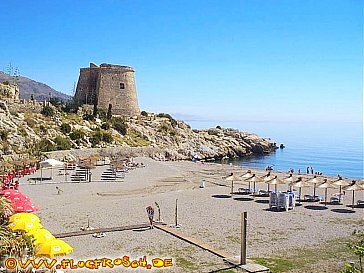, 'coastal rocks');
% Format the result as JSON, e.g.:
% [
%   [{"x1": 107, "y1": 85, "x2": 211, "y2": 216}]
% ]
[{"x1": 128, "y1": 118, "x2": 277, "y2": 161}]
